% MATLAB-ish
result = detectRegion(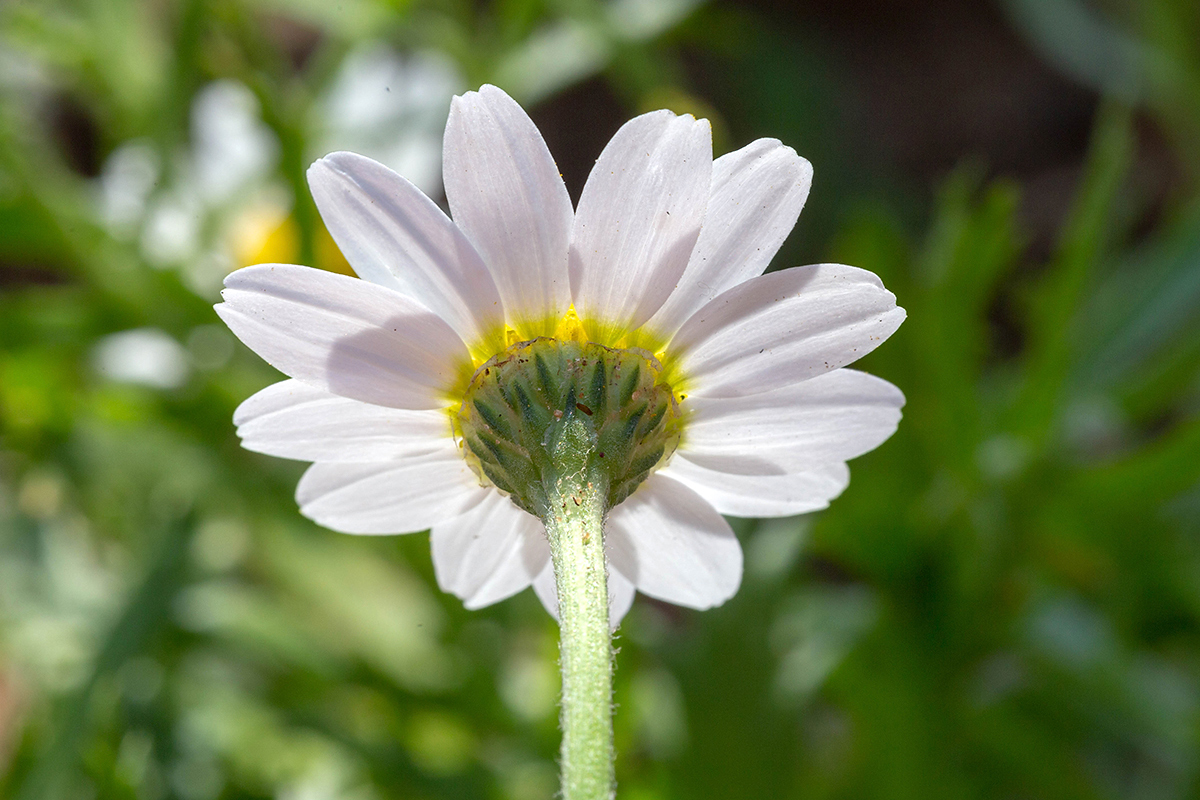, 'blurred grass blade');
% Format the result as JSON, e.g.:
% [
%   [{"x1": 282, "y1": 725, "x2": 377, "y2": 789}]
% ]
[
  {"x1": 14, "y1": 515, "x2": 195, "y2": 800},
  {"x1": 1011, "y1": 101, "x2": 1134, "y2": 440}
]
